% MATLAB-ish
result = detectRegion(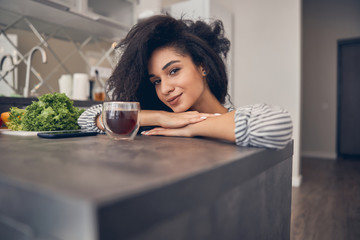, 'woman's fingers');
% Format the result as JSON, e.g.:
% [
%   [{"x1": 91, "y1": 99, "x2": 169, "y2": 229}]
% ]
[
  {"x1": 181, "y1": 113, "x2": 218, "y2": 125},
  {"x1": 142, "y1": 113, "x2": 221, "y2": 136},
  {"x1": 141, "y1": 127, "x2": 165, "y2": 136},
  {"x1": 185, "y1": 113, "x2": 221, "y2": 125},
  {"x1": 207, "y1": 113, "x2": 222, "y2": 117},
  {"x1": 141, "y1": 127, "x2": 191, "y2": 137},
  {"x1": 160, "y1": 111, "x2": 221, "y2": 128},
  {"x1": 180, "y1": 111, "x2": 220, "y2": 119},
  {"x1": 188, "y1": 116, "x2": 207, "y2": 123},
  {"x1": 180, "y1": 112, "x2": 221, "y2": 122}
]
